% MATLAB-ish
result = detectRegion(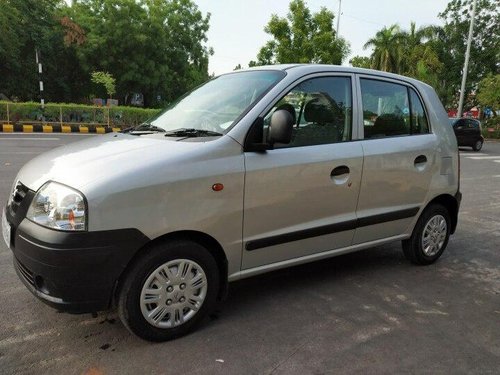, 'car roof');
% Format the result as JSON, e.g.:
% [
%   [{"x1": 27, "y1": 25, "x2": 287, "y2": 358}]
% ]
[{"x1": 243, "y1": 63, "x2": 432, "y2": 89}]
